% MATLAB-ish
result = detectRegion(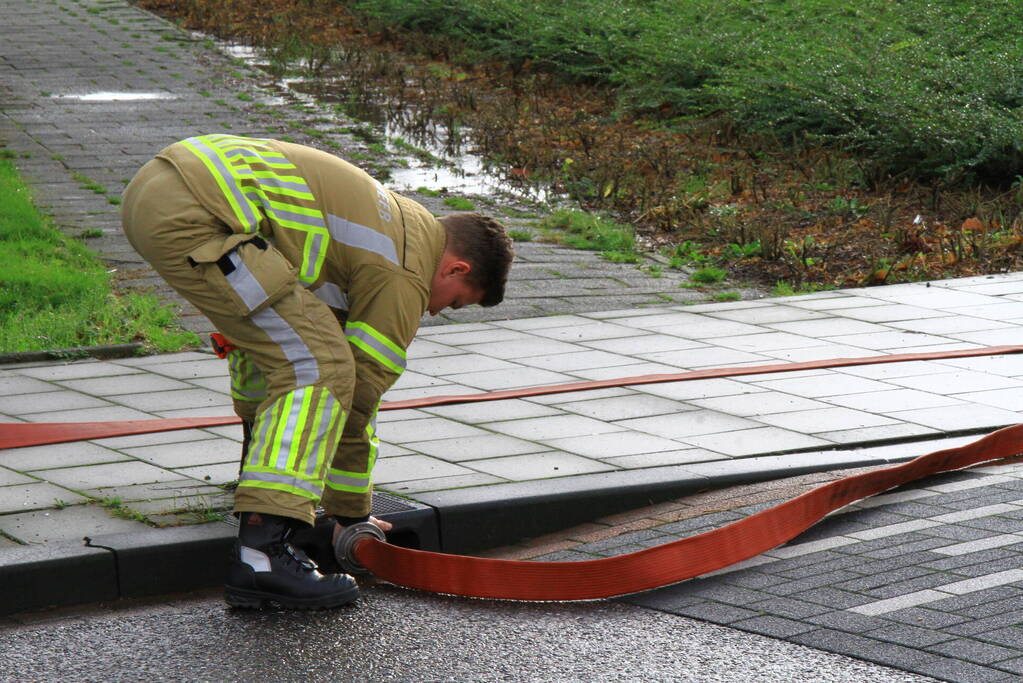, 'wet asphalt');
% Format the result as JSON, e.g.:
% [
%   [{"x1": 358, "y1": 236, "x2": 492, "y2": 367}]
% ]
[{"x1": 0, "y1": 586, "x2": 933, "y2": 682}]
